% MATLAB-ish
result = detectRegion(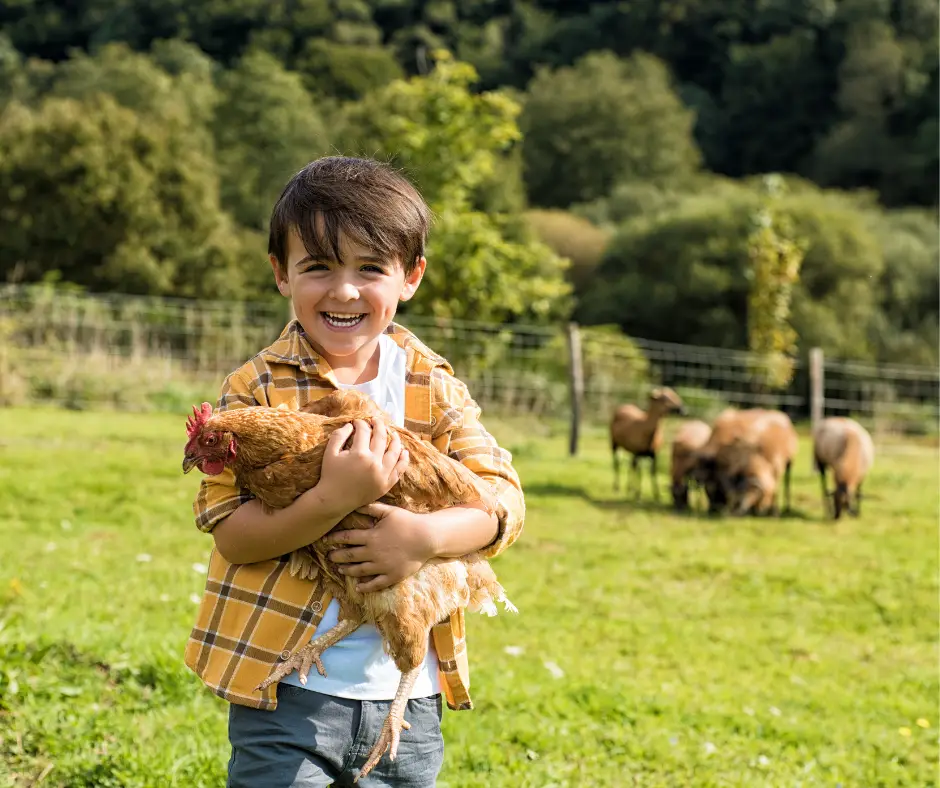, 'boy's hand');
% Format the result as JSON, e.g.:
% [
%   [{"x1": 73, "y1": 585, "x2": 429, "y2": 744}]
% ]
[
  {"x1": 316, "y1": 420, "x2": 409, "y2": 518},
  {"x1": 322, "y1": 502, "x2": 437, "y2": 593}
]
